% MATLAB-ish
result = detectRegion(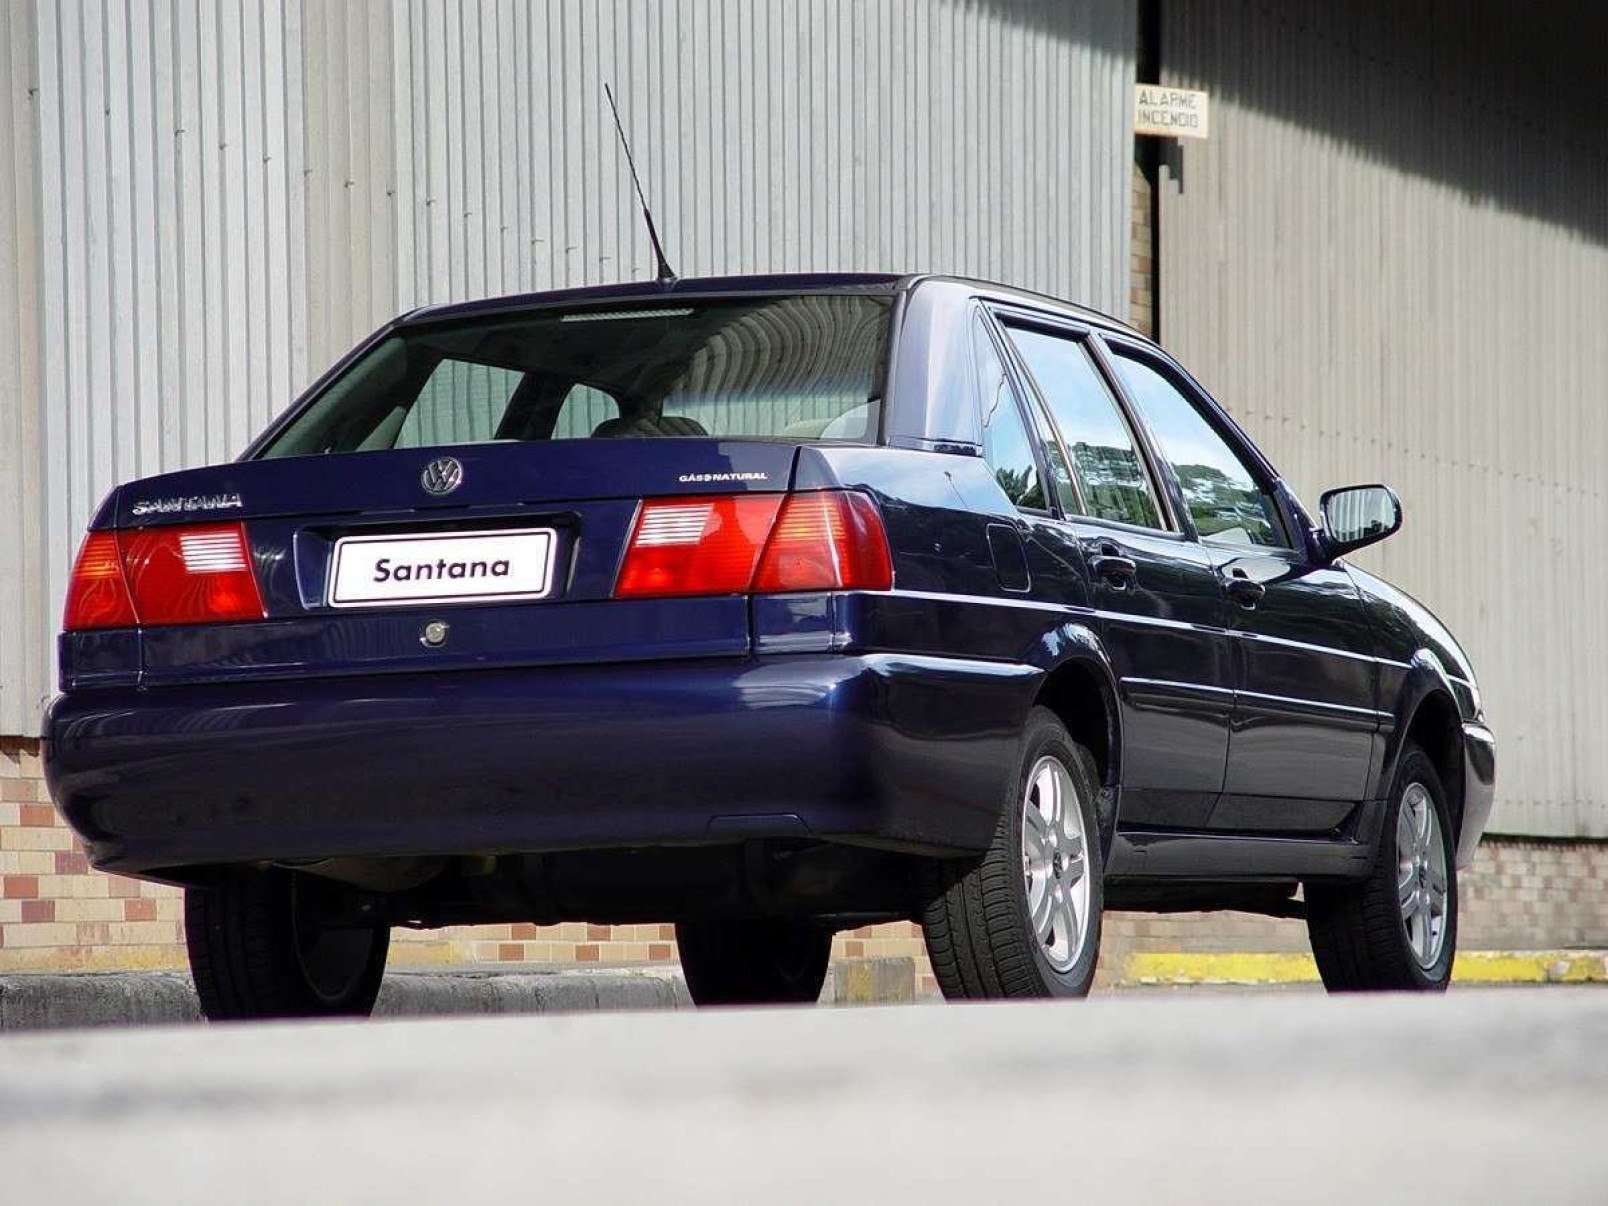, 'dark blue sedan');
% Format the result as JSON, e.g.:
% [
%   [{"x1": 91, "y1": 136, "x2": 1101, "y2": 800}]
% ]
[{"x1": 45, "y1": 274, "x2": 1495, "y2": 1016}]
